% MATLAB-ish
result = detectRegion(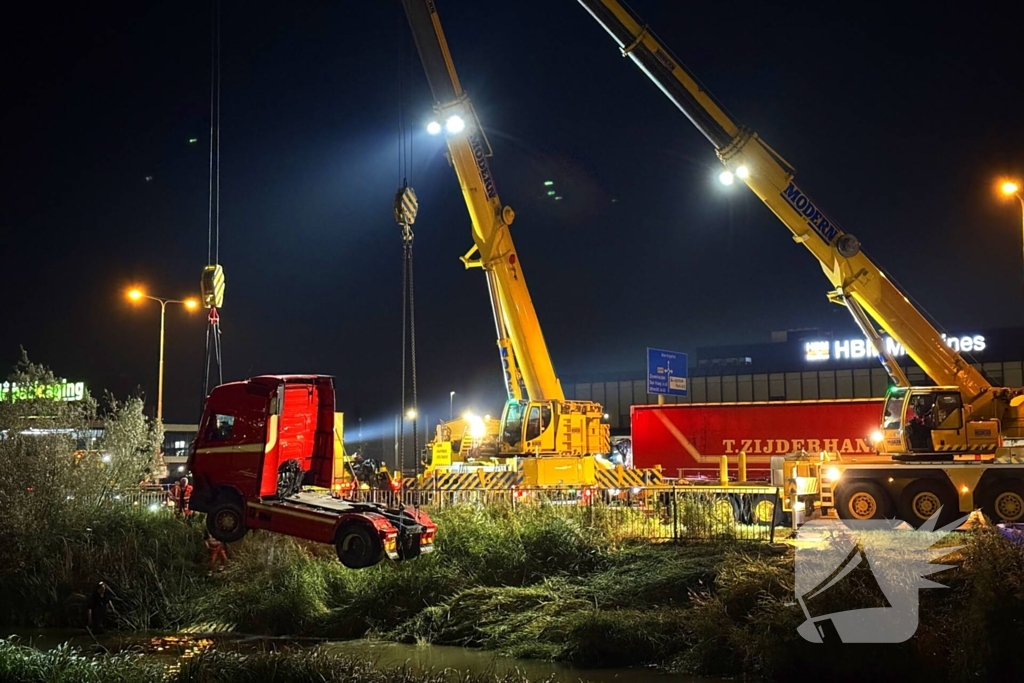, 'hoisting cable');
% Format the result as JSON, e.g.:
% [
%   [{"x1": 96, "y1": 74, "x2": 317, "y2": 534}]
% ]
[
  {"x1": 395, "y1": 14, "x2": 420, "y2": 507},
  {"x1": 200, "y1": 0, "x2": 225, "y2": 408}
]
